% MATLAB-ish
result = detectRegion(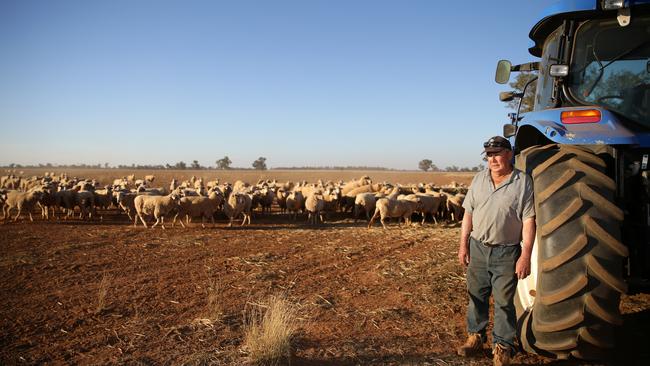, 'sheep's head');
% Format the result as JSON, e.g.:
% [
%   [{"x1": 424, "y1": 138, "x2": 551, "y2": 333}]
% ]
[{"x1": 170, "y1": 192, "x2": 182, "y2": 204}]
